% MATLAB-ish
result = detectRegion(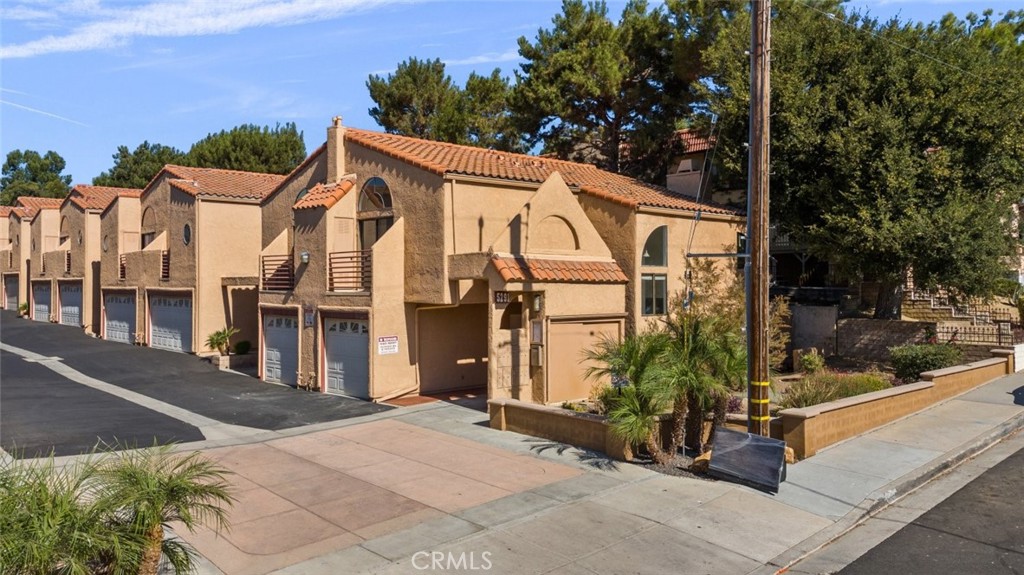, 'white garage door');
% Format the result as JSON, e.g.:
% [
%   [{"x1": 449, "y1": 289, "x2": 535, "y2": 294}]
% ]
[
  {"x1": 4, "y1": 275, "x2": 18, "y2": 311},
  {"x1": 32, "y1": 283, "x2": 51, "y2": 322},
  {"x1": 59, "y1": 282, "x2": 83, "y2": 326},
  {"x1": 325, "y1": 318, "x2": 369, "y2": 398},
  {"x1": 104, "y1": 293, "x2": 136, "y2": 344},
  {"x1": 150, "y1": 295, "x2": 193, "y2": 353},
  {"x1": 263, "y1": 314, "x2": 298, "y2": 386}
]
